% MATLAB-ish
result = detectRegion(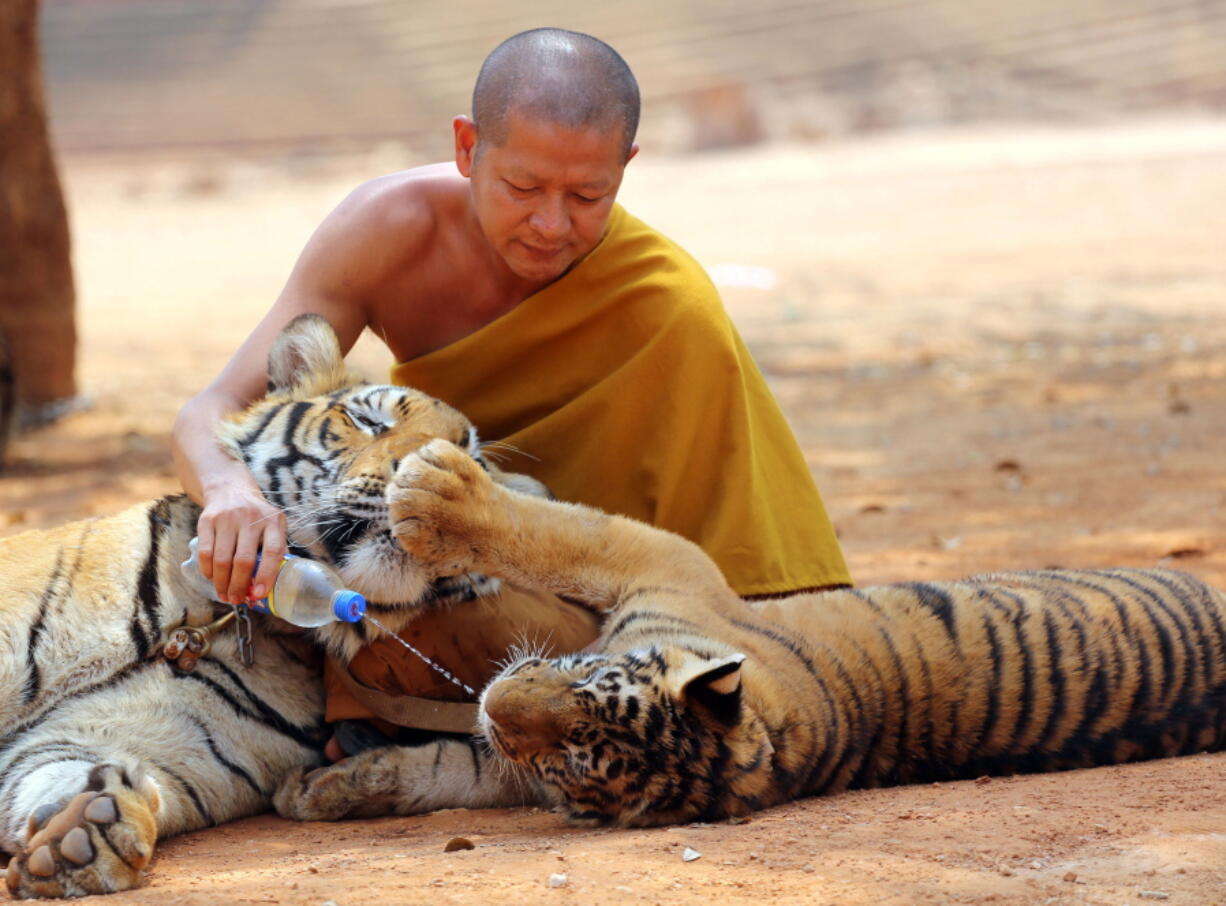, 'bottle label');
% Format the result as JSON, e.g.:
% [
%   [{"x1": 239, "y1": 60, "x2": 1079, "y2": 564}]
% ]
[
  {"x1": 244, "y1": 552, "x2": 288, "y2": 618},
  {"x1": 243, "y1": 597, "x2": 277, "y2": 617}
]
